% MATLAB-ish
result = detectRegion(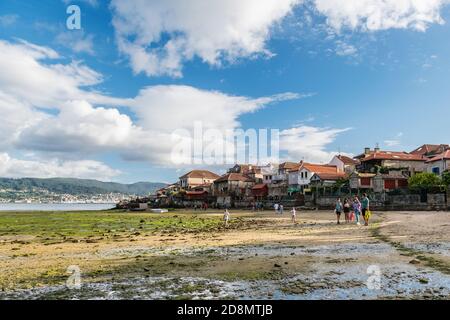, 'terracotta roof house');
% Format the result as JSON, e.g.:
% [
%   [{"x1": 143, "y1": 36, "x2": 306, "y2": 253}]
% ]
[
  {"x1": 179, "y1": 170, "x2": 220, "y2": 189},
  {"x1": 310, "y1": 172, "x2": 348, "y2": 187},
  {"x1": 213, "y1": 173, "x2": 255, "y2": 206},
  {"x1": 288, "y1": 162, "x2": 339, "y2": 192},
  {"x1": 425, "y1": 150, "x2": 450, "y2": 175},
  {"x1": 349, "y1": 171, "x2": 409, "y2": 192},
  {"x1": 251, "y1": 183, "x2": 269, "y2": 200},
  {"x1": 329, "y1": 154, "x2": 360, "y2": 174},
  {"x1": 410, "y1": 144, "x2": 449, "y2": 158},
  {"x1": 356, "y1": 148, "x2": 426, "y2": 173}
]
